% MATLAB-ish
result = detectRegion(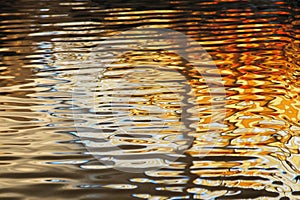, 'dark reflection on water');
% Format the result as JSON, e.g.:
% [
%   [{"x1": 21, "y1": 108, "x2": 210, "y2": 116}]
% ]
[{"x1": 0, "y1": 0, "x2": 300, "y2": 199}]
